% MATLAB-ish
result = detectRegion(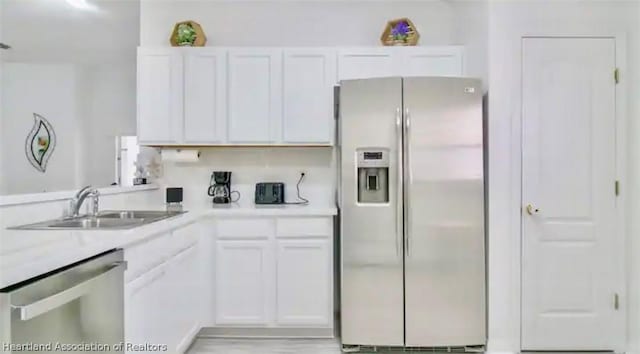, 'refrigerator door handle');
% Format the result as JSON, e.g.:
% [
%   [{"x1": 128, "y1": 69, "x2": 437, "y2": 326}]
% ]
[
  {"x1": 404, "y1": 108, "x2": 411, "y2": 256},
  {"x1": 395, "y1": 107, "x2": 403, "y2": 259}
]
